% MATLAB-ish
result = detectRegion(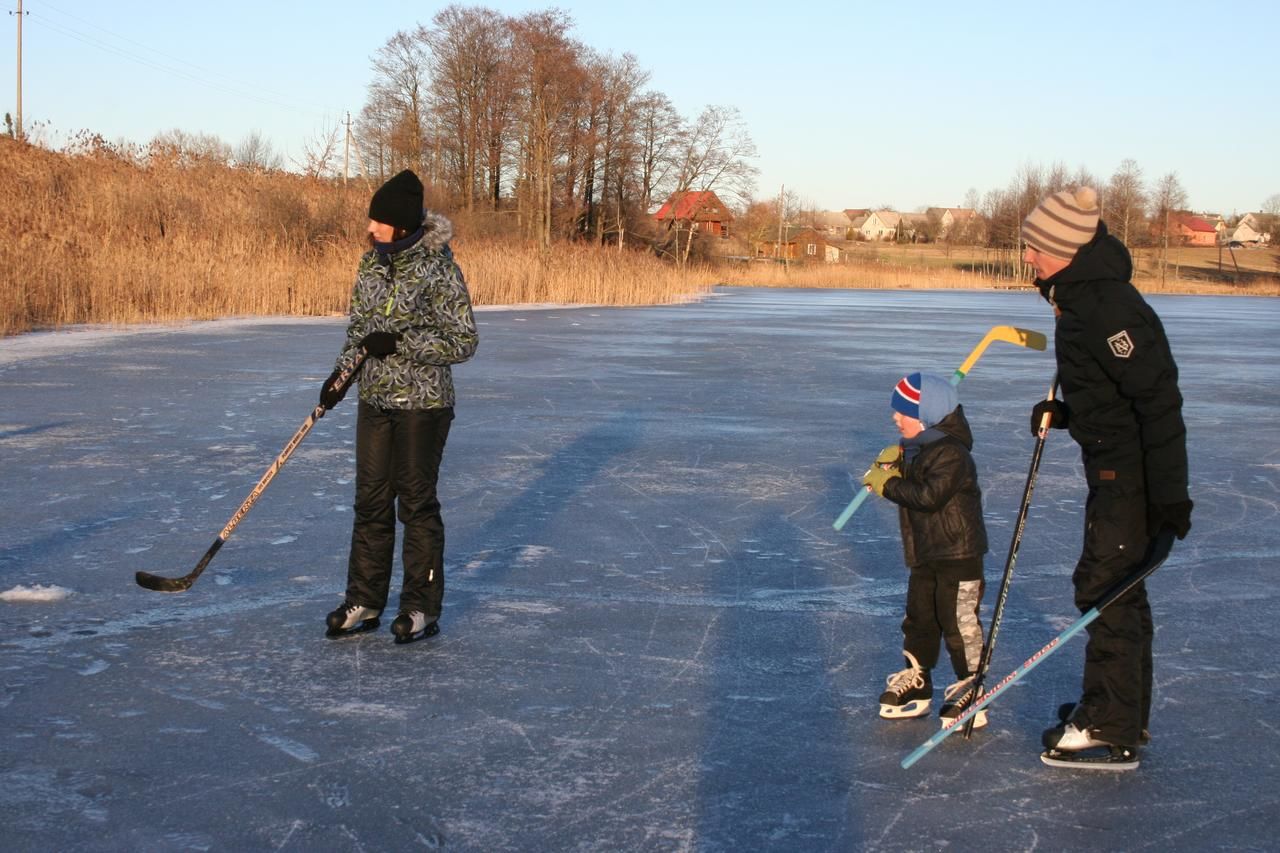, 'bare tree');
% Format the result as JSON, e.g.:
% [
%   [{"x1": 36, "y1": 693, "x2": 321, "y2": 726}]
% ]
[
  {"x1": 367, "y1": 30, "x2": 432, "y2": 179},
  {"x1": 1150, "y1": 172, "x2": 1188, "y2": 286},
  {"x1": 296, "y1": 122, "x2": 343, "y2": 179},
  {"x1": 631, "y1": 91, "x2": 681, "y2": 214},
  {"x1": 1106, "y1": 159, "x2": 1146, "y2": 246},
  {"x1": 508, "y1": 9, "x2": 585, "y2": 249},
  {"x1": 668, "y1": 105, "x2": 759, "y2": 264},
  {"x1": 234, "y1": 130, "x2": 282, "y2": 172},
  {"x1": 423, "y1": 5, "x2": 511, "y2": 211},
  {"x1": 149, "y1": 129, "x2": 232, "y2": 166}
]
